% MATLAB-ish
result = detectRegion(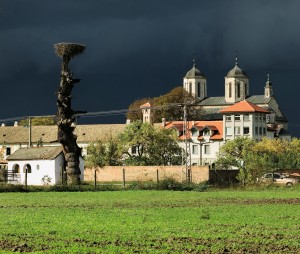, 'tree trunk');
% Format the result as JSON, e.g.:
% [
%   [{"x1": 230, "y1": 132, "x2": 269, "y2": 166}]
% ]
[{"x1": 54, "y1": 43, "x2": 85, "y2": 185}]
